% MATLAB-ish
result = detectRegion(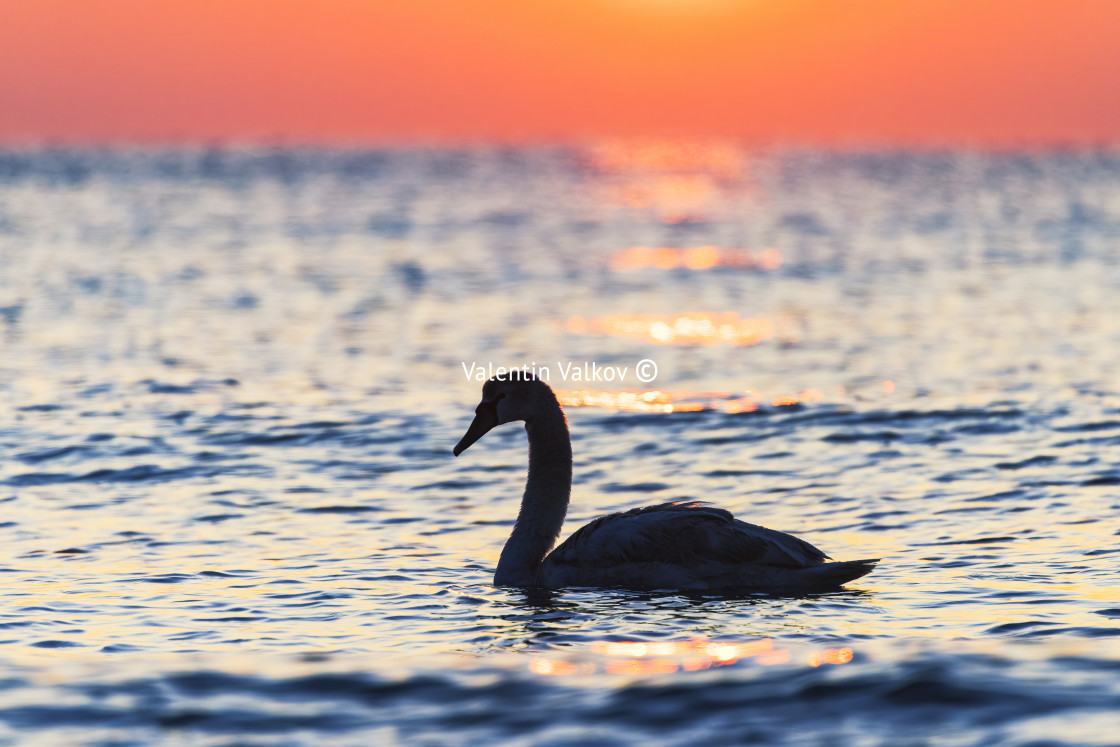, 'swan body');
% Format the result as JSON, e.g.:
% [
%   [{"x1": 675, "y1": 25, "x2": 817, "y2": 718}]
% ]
[{"x1": 453, "y1": 375, "x2": 877, "y2": 592}]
